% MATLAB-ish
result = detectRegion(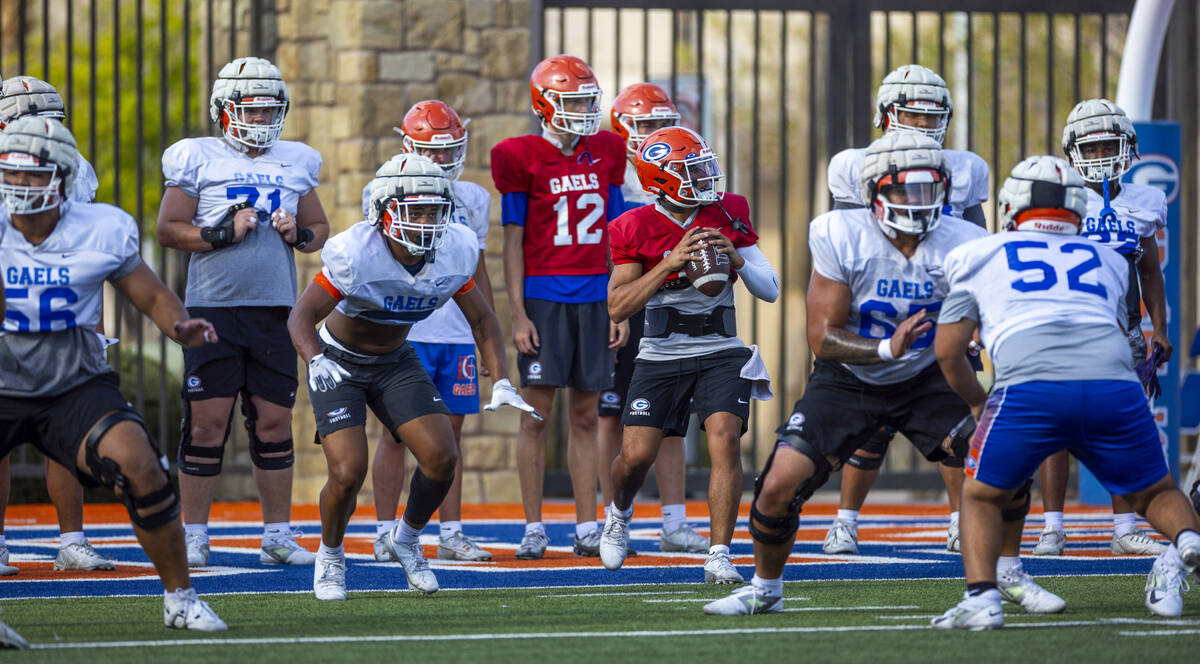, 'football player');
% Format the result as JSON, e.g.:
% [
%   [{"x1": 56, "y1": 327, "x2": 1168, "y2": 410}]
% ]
[
  {"x1": 932, "y1": 156, "x2": 1199, "y2": 629},
  {"x1": 599, "y1": 126, "x2": 778, "y2": 583},
  {"x1": 490, "y1": 54, "x2": 629, "y2": 559},
  {"x1": 365, "y1": 100, "x2": 497, "y2": 563},
  {"x1": 1033, "y1": 100, "x2": 1170, "y2": 557},
  {"x1": 288, "y1": 154, "x2": 536, "y2": 600},
  {"x1": 705, "y1": 133, "x2": 1060, "y2": 616},
  {"x1": 601, "y1": 82, "x2": 708, "y2": 554},
  {"x1": 156, "y1": 57, "x2": 329, "y2": 568},
  {"x1": 0, "y1": 75, "x2": 112, "y2": 574},
  {"x1": 822, "y1": 64, "x2": 991, "y2": 556},
  {"x1": 0, "y1": 117, "x2": 225, "y2": 630}
]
